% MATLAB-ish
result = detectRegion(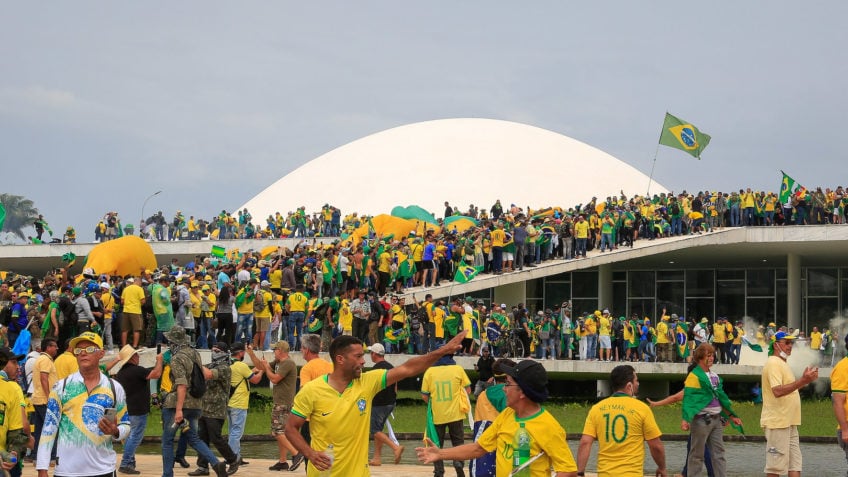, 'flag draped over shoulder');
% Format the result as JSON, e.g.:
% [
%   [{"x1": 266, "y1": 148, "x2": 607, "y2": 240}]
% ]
[
  {"x1": 659, "y1": 112, "x2": 711, "y2": 159},
  {"x1": 779, "y1": 170, "x2": 801, "y2": 204},
  {"x1": 454, "y1": 261, "x2": 482, "y2": 284},
  {"x1": 424, "y1": 400, "x2": 441, "y2": 447}
]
